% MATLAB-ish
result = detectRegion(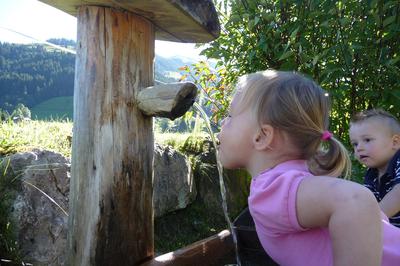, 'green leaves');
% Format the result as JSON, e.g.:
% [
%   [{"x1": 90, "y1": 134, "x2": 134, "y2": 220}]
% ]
[
  {"x1": 383, "y1": 16, "x2": 396, "y2": 27},
  {"x1": 178, "y1": 61, "x2": 233, "y2": 127},
  {"x1": 201, "y1": 0, "x2": 400, "y2": 145},
  {"x1": 278, "y1": 50, "x2": 294, "y2": 61}
]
